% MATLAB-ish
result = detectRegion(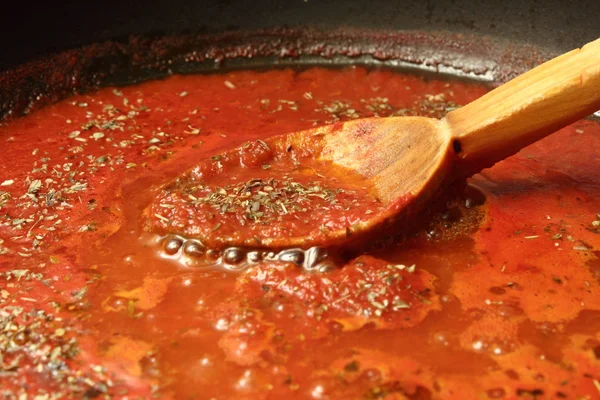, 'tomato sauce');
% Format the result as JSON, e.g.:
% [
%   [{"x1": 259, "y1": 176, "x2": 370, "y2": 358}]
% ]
[
  {"x1": 148, "y1": 142, "x2": 384, "y2": 249},
  {"x1": 0, "y1": 66, "x2": 599, "y2": 399}
]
